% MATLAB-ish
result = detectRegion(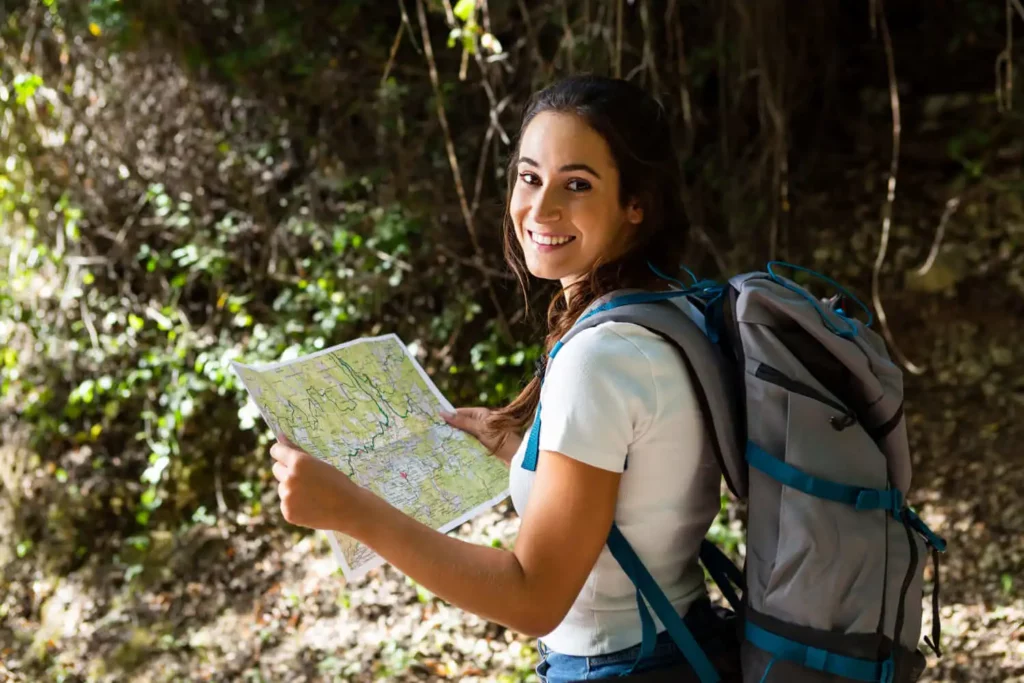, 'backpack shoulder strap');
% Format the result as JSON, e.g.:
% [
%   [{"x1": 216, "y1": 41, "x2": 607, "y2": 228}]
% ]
[{"x1": 558, "y1": 292, "x2": 746, "y2": 497}]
